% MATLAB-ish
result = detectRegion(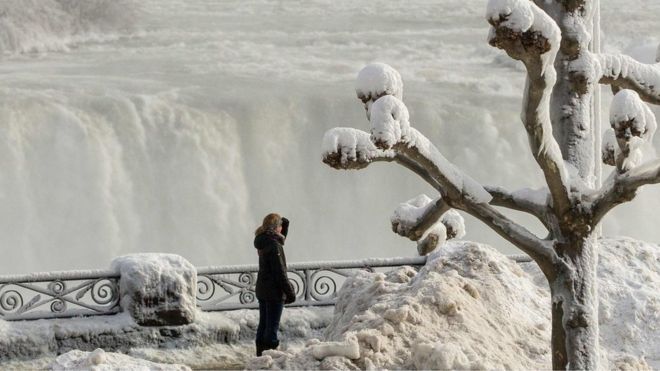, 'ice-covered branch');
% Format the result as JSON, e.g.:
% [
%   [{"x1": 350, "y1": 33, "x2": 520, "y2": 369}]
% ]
[
  {"x1": 321, "y1": 127, "x2": 444, "y2": 192},
  {"x1": 598, "y1": 54, "x2": 660, "y2": 105},
  {"x1": 485, "y1": 185, "x2": 548, "y2": 217},
  {"x1": 604, "y1": 90, "x2": 657, "y2": 172},
  {"x1": 591, "y1": 159, "x2": 660, "y2": 226},
  {"x1": 388, "y1": 134, "x2": 552, "y2": 262},
  {"x1": 391, "y1": 195, "x2": 452, "y2": 242},
  {"x1": 486, "y1": 0, "x2": 571, "y2": 218},
  {"x1": 390, "y1": 195, "x2": 467, "y2": 255},
  {"x1": 322, "y1": 128, "x2": 395, "y2": 170},
  {"x1": 369, "y1": 96, "x2": 492, "y2": 204}
]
